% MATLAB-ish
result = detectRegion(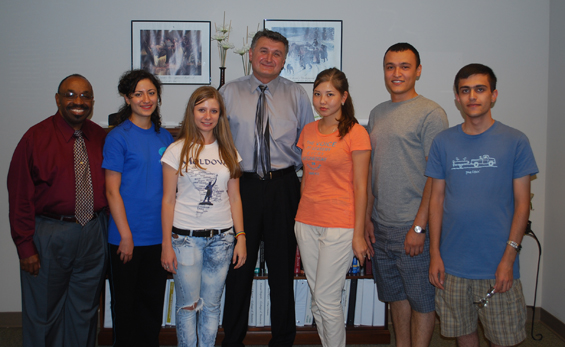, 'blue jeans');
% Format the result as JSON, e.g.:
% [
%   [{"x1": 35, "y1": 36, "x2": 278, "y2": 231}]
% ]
[{"x1": 172, "y1": 231, "x2": 234, "y2": 347}]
